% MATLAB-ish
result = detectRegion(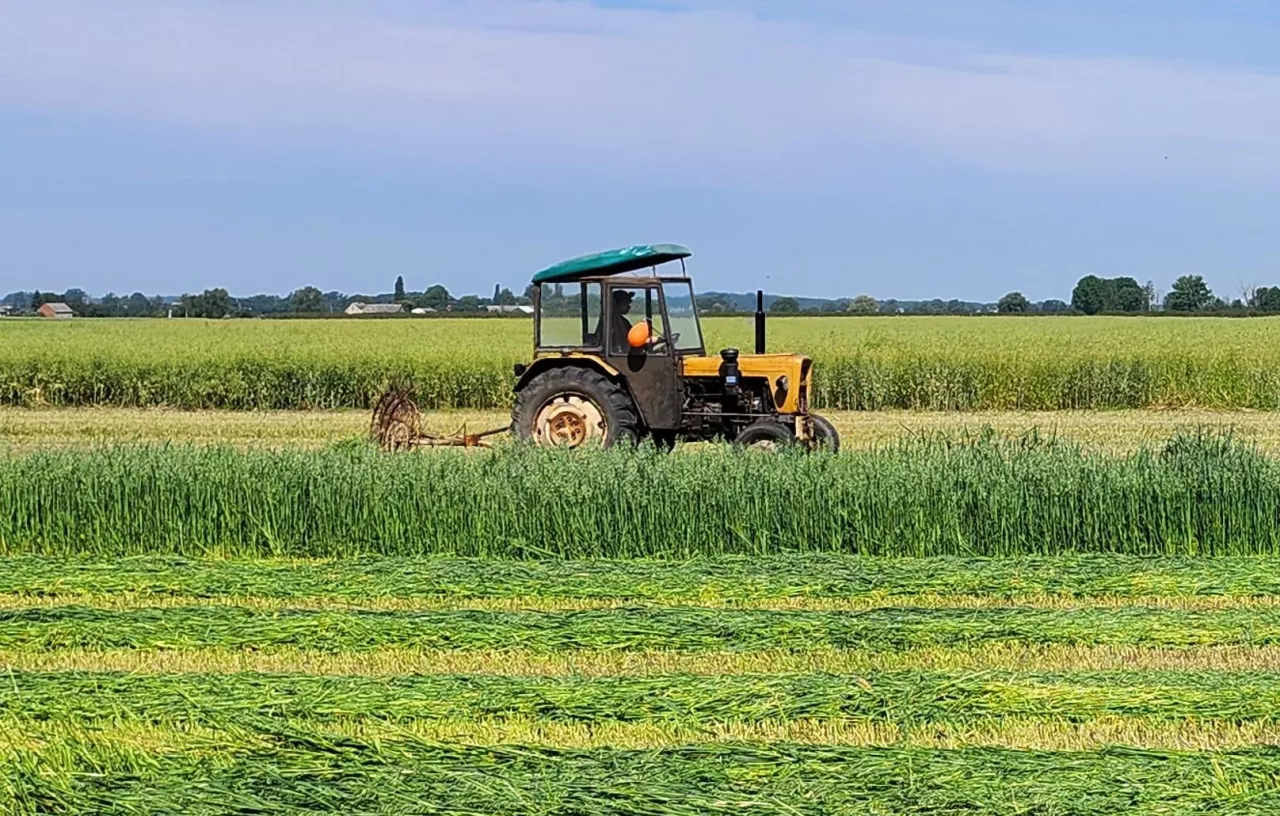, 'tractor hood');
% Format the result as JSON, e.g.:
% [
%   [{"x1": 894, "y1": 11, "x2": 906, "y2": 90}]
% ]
[{"x1": 681, "y1": 353, "x2": 813, "y2": 414}]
